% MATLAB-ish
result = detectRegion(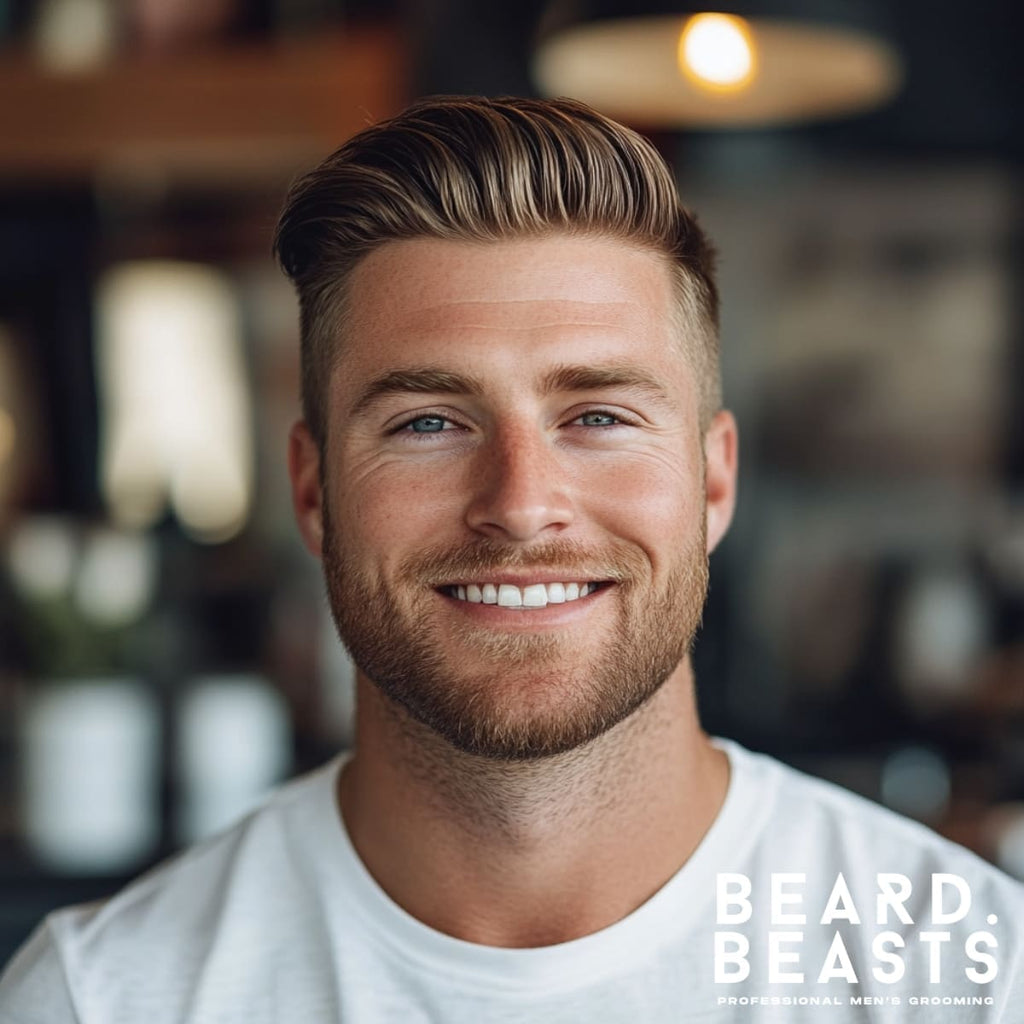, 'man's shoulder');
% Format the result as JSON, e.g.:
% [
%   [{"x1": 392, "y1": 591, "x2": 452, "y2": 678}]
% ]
[
  {"x1": 722, "y1": 740, "x2": 1024, "y2": 899},
  {"x1": 0, "y1": 757, "x2": 345, "y2": 1018},
  {"x1": 85, "y1": 756, "x2": 339, "y2": 928},
  {"x1": 715, "y1": 743, "x2": 1024, "y2": 1015}
]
